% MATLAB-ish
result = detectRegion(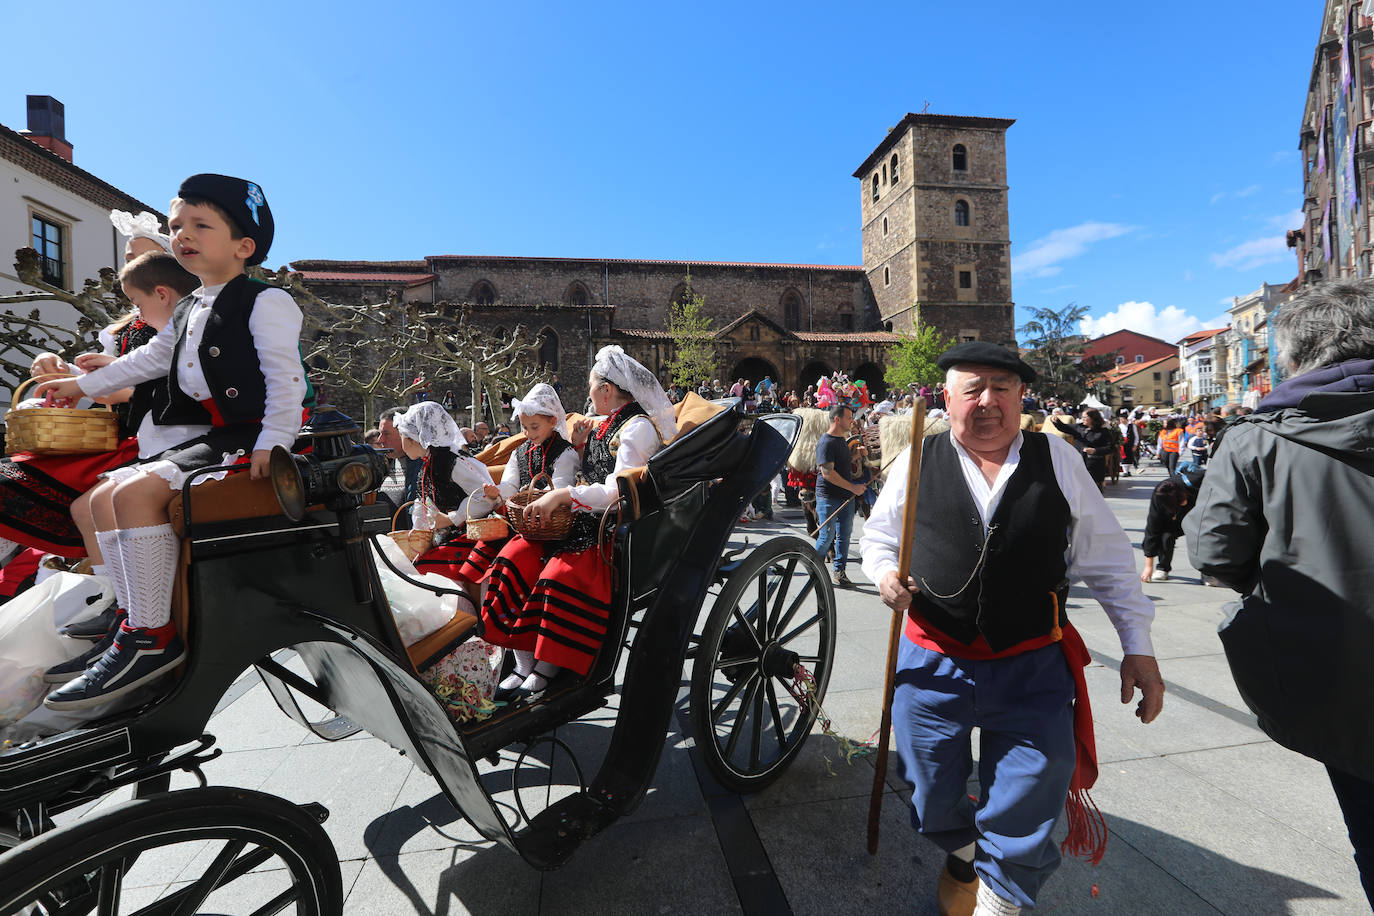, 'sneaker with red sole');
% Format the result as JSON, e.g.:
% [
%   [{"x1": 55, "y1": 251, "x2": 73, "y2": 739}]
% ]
[{"x1": 44, "y1": 622, "x2": 185, "y2": 711}]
